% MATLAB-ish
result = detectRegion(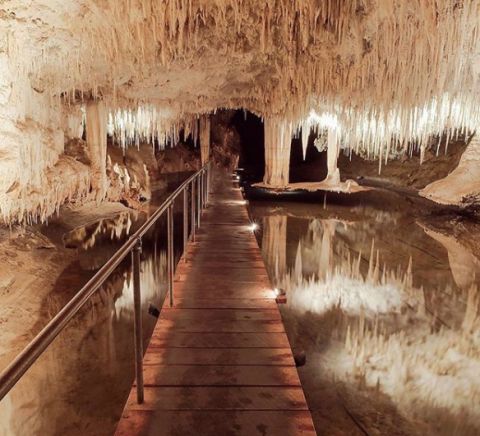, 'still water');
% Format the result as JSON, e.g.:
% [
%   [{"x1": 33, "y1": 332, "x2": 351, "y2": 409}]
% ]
[
  {"x1": 0, "y1": 176, "x2": 190, "y2": 436},
  {"x1": 1, "y1": 180, "x2": 479, "y2": 436},
  {"x1": 249, "y1": 198, "x2": 480, "y2": 436}
]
